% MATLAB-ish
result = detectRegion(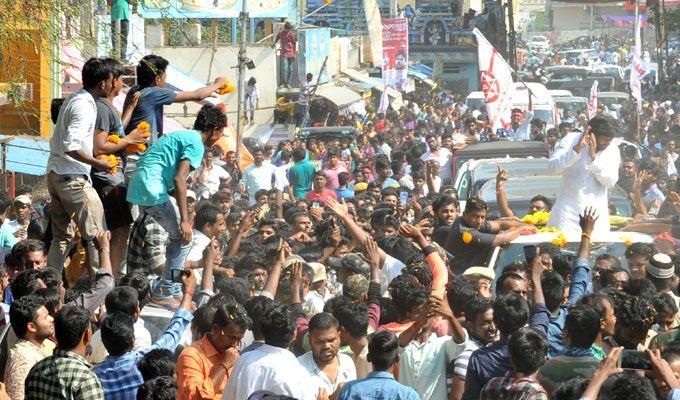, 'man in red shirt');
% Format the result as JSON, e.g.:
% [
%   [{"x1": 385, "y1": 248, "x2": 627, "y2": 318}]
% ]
[
  {"x1": 306, "y1": 171, "x2": 337, "y2": 204},
  {"x1": 274, "y1": 22, "x2": 297, "y2": 88}
]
